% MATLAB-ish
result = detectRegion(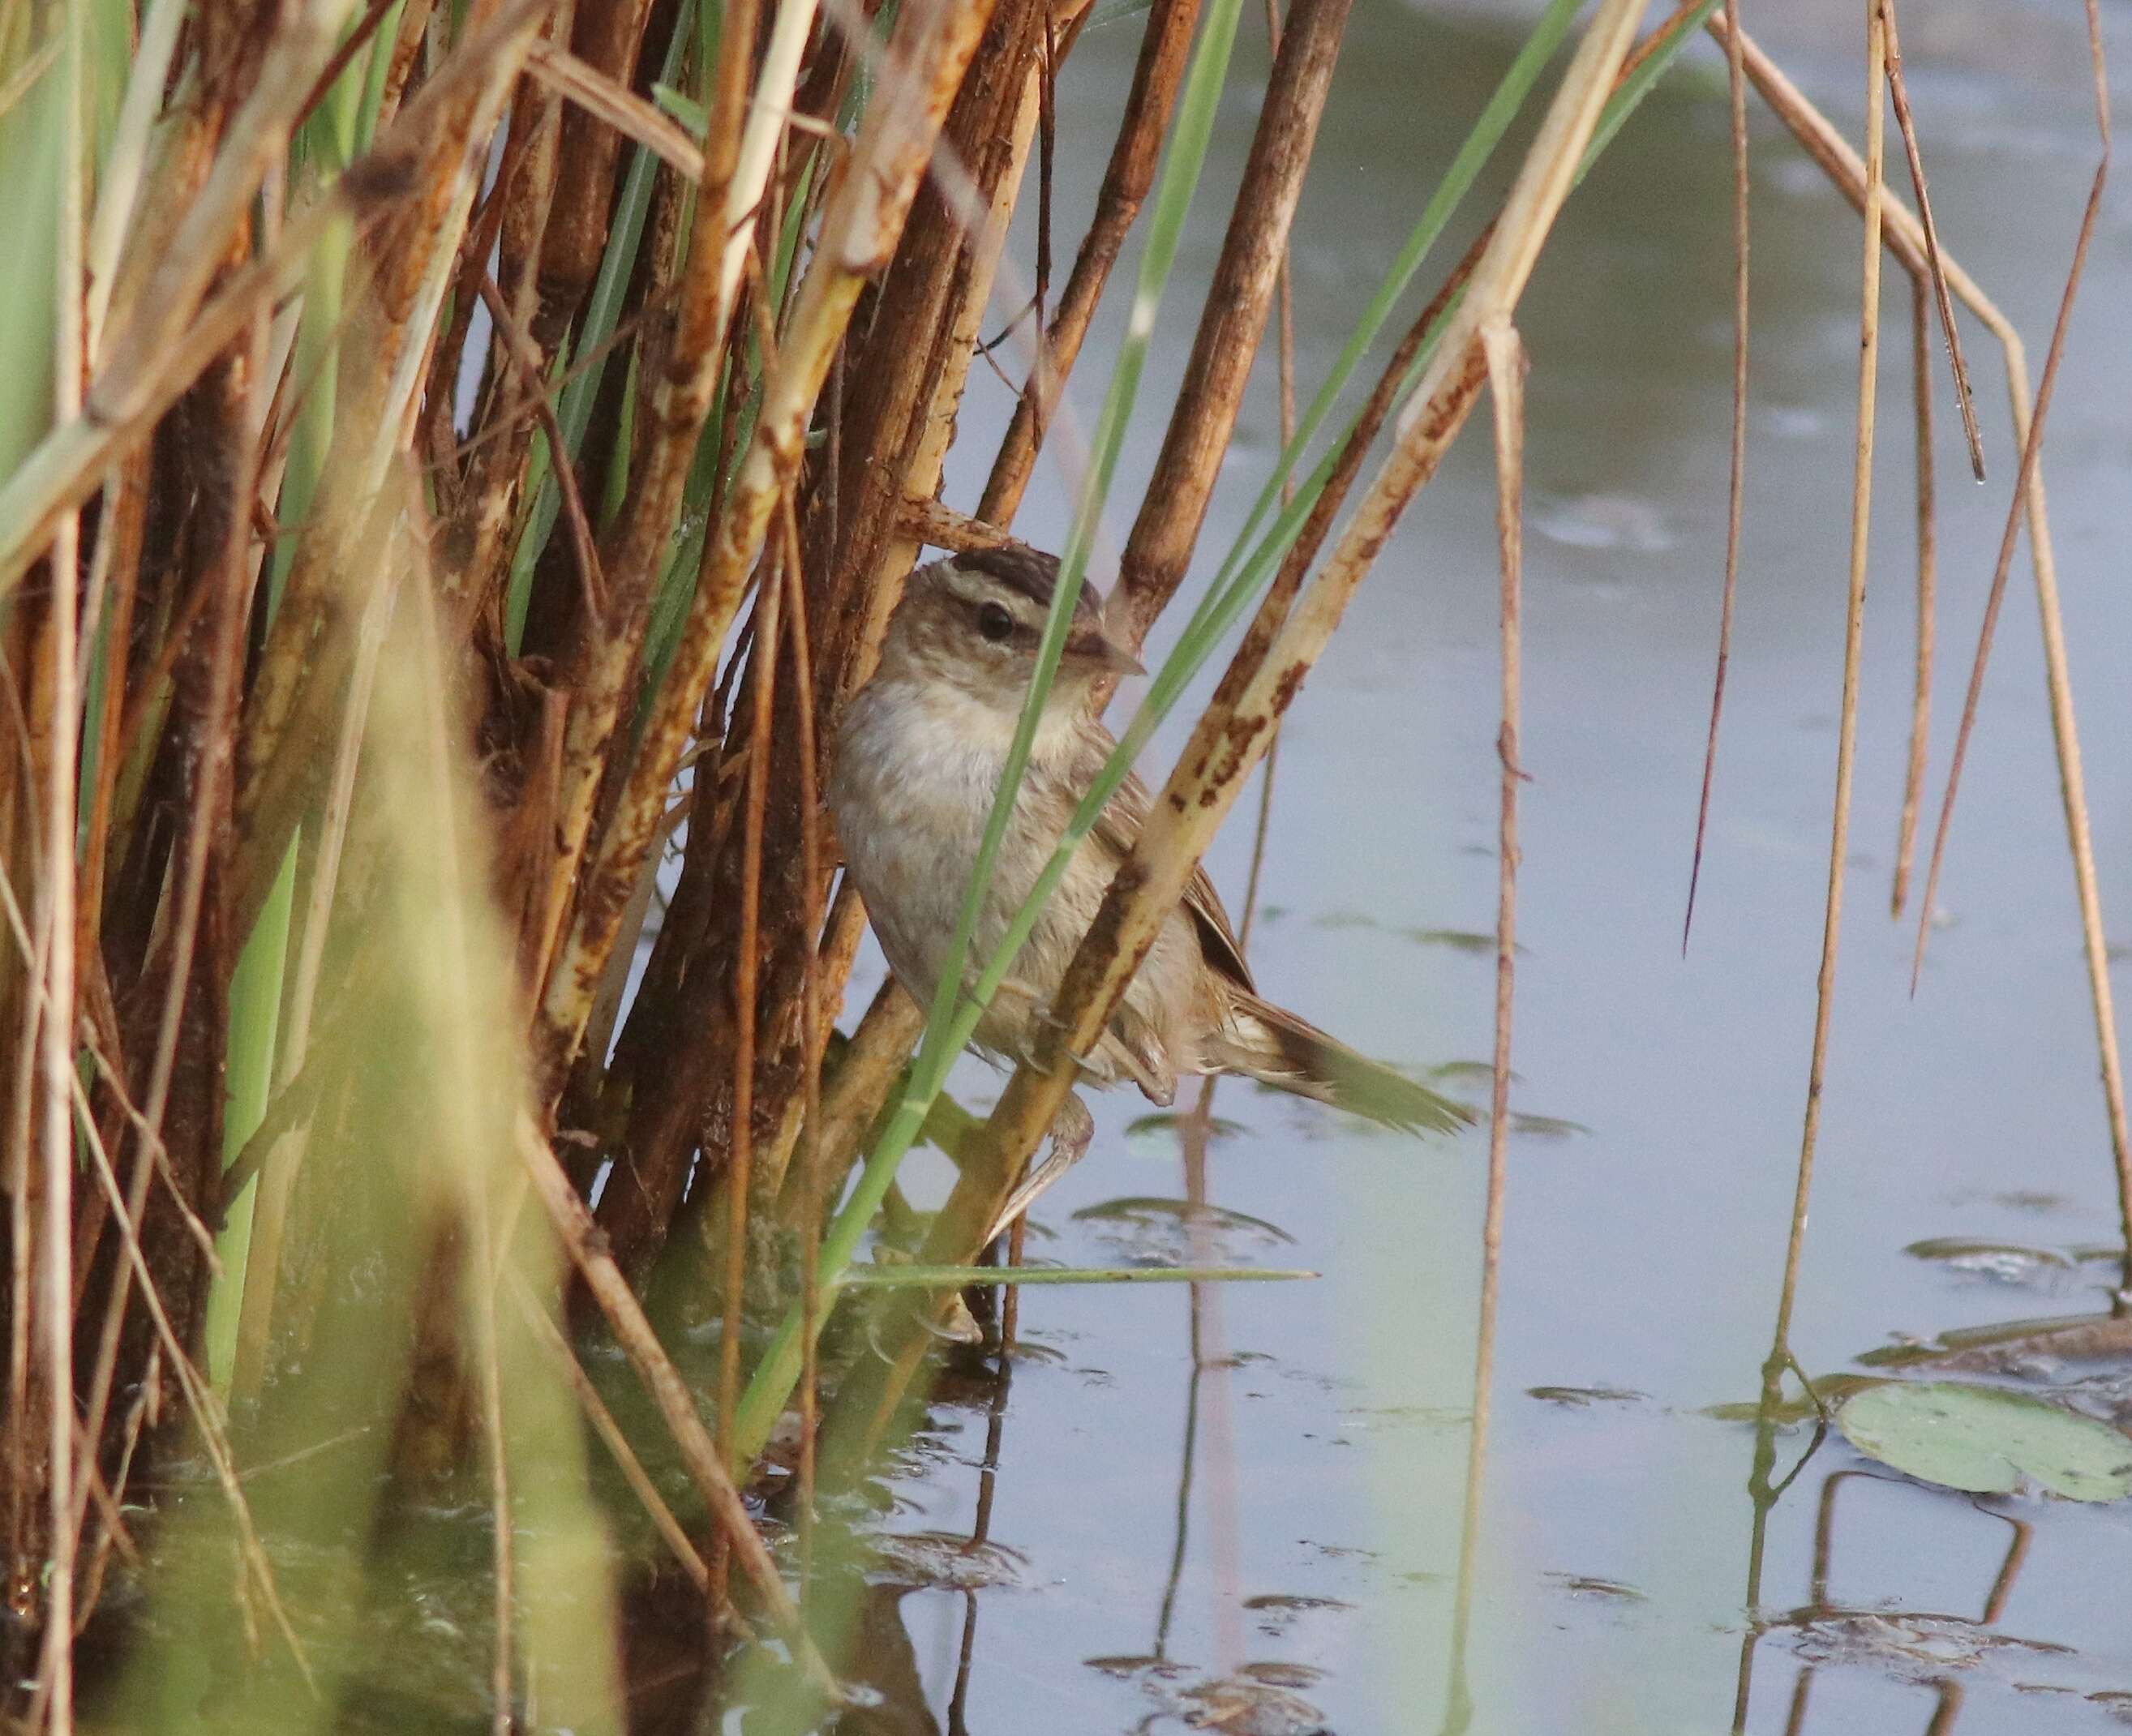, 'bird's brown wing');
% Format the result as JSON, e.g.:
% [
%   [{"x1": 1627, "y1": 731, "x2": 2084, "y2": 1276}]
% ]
[{"x1": 1091, "y1": 761, "x2": 1256, "y2": 995}]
